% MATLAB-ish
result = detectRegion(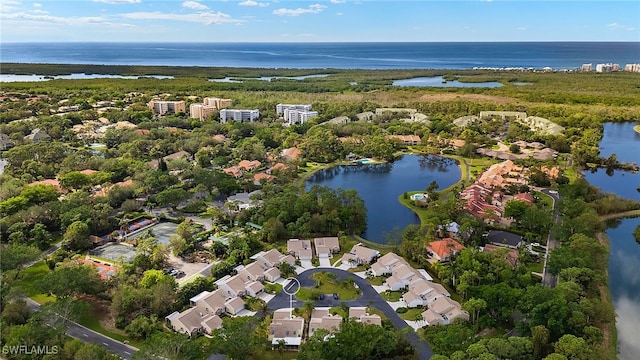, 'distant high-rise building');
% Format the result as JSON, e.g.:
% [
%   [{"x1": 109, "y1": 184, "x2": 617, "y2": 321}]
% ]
[
  {"x1": 624, "y1": 64, "x2": 640, "y2": 73},
  {"x1": 276, "y1": 104, "x2": 312, "y2": 116},
  {"x1": 219, "y1": 109, "x2": 260, "y2": 123},
  {"x1": 581, "y1": 63, "x2": 592, "y2": 72},
  {"x1": 595, "y1": 63, "x2": 620, "y2": 73},
  {"x1": 147, "y1": 100, "x2": 186, "y2": 115}
]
